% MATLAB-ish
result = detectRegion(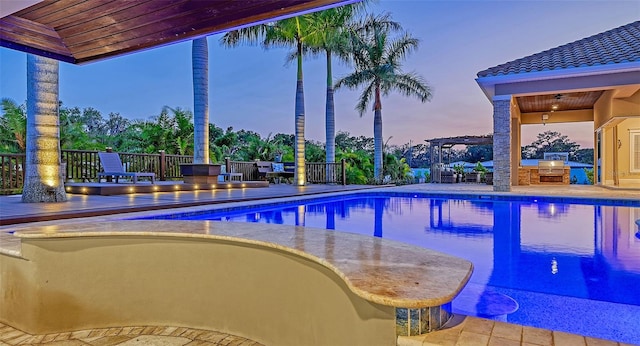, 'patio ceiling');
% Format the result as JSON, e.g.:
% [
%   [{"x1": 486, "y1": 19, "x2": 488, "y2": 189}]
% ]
[
  {"x1": 516, "y1": 91, "x2": 604, "y2": 113},
  {"x1": 0, "y1": 0, "x2": 355, "y2": 64}
]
